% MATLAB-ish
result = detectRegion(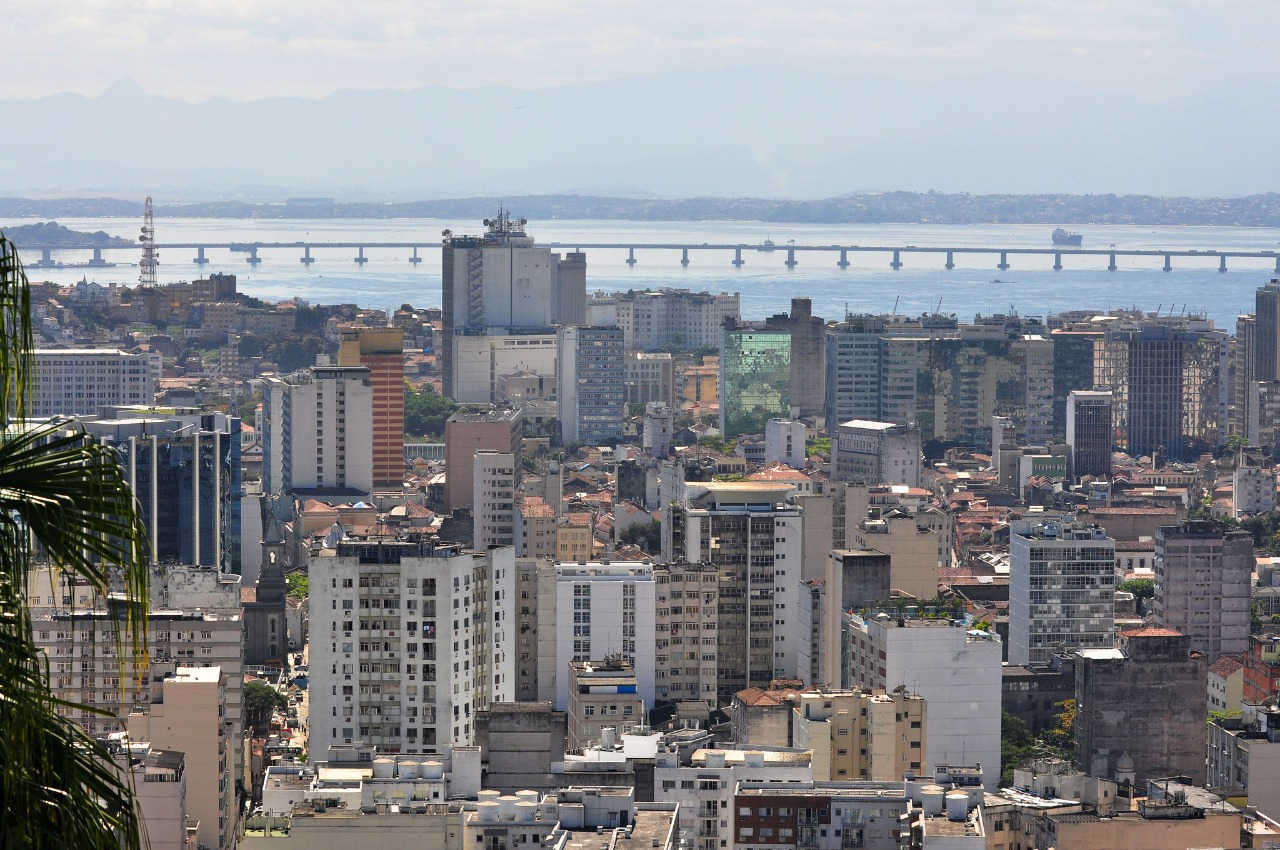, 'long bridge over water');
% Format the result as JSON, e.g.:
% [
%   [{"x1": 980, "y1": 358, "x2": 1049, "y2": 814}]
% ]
[{"x1": 25, "y1": 240, "x2": 1280, "y2": 274}]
